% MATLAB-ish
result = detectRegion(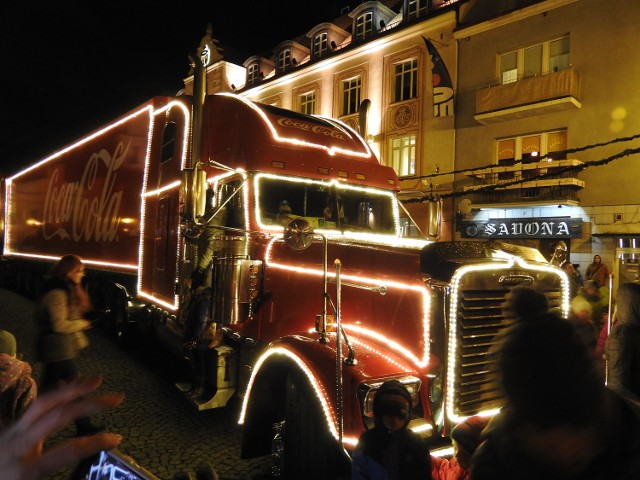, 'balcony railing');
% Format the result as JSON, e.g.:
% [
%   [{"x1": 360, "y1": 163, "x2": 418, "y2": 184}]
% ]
[
  {"x1": 474, "y1": 68, "x2": 581, "y2": 124},
  {"x1": 463, "y1": 158, "x2": 585, "y2": 206}
]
